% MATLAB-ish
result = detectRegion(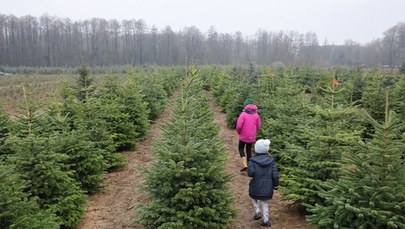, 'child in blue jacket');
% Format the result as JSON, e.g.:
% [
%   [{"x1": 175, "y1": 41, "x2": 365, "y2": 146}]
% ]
[{"x1": 248, "y1": 139, "x2": 279, "y2": 227}]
